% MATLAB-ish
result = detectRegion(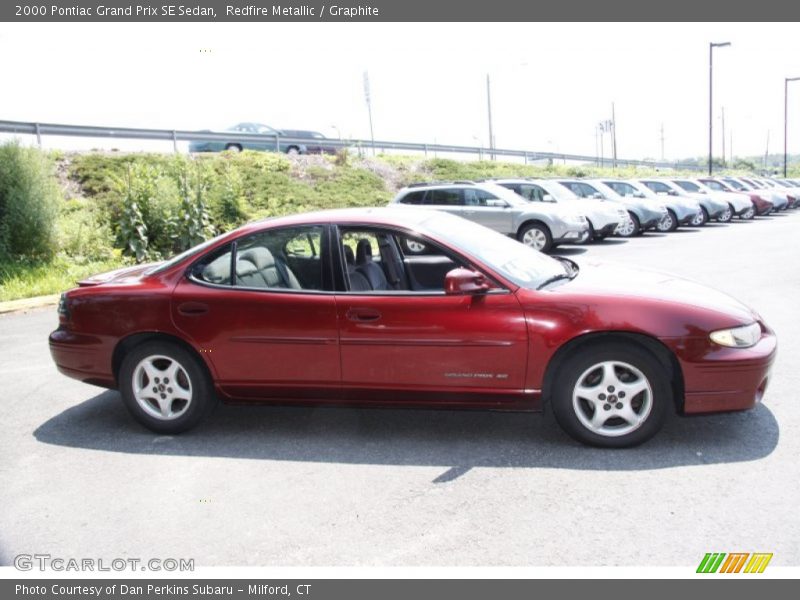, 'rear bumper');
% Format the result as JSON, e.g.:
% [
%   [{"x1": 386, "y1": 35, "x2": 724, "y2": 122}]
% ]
[
  {"x1": 676, "y1": 330, "x2": 777, "y2": 414},
  {"x1": 49, "y1": 328, "x2": 116, "y2": 388}
]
